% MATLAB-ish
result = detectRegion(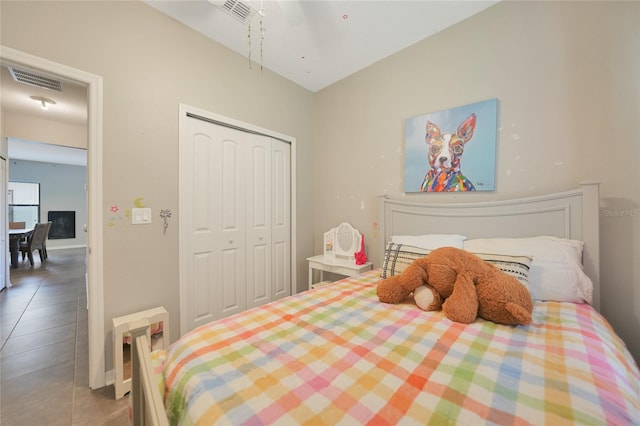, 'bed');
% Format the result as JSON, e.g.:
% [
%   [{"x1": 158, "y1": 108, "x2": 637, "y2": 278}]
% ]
[{"x1": 130, "y1": 182, "x2": 640, "y2": 425}]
